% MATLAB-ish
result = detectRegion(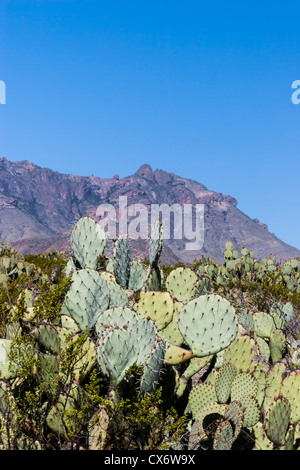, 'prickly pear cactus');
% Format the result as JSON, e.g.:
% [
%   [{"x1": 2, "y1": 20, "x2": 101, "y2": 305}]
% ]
[
  {"x1": 60, "y1": 268, "x2": 111, "y2": 332},
  {"x1": 70, "y1": 216, "x2": 106, "y2": 270},
  {"x1": 178, "y1": 294, "x2": 238, "y2": 357}
]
